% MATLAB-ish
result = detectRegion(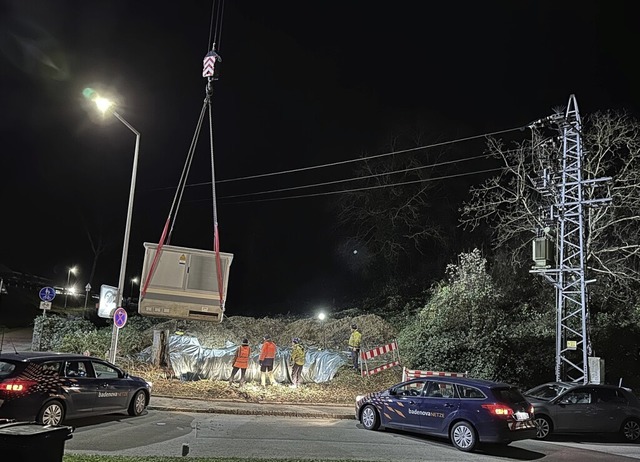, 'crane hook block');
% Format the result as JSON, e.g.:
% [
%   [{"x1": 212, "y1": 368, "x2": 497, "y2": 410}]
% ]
[{"x1": 203, "y1": 50, "x2": 222, "y2": 79}]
